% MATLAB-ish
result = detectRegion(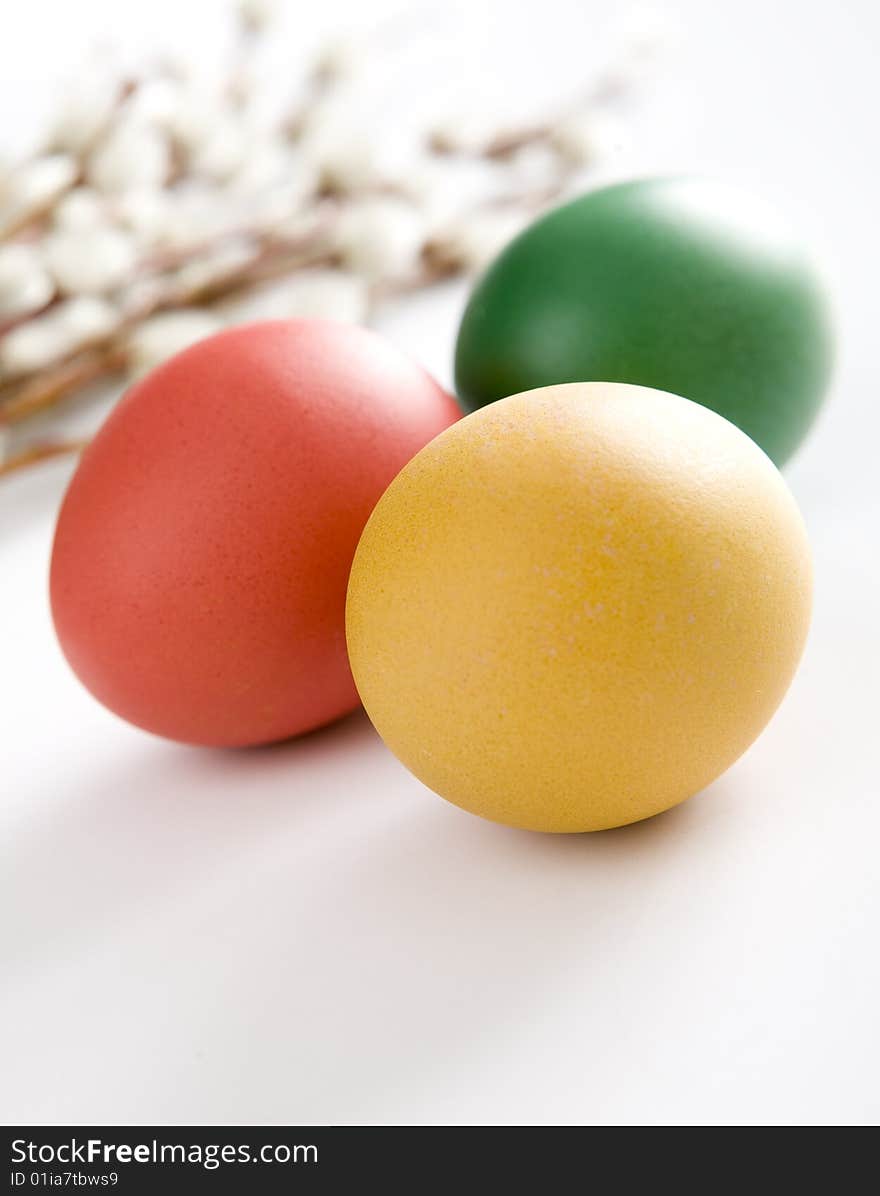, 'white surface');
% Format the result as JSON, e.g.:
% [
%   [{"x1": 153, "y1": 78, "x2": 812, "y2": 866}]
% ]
[{"x1": 2, "y1": 0, "x2": 879, "y2": 1126}]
